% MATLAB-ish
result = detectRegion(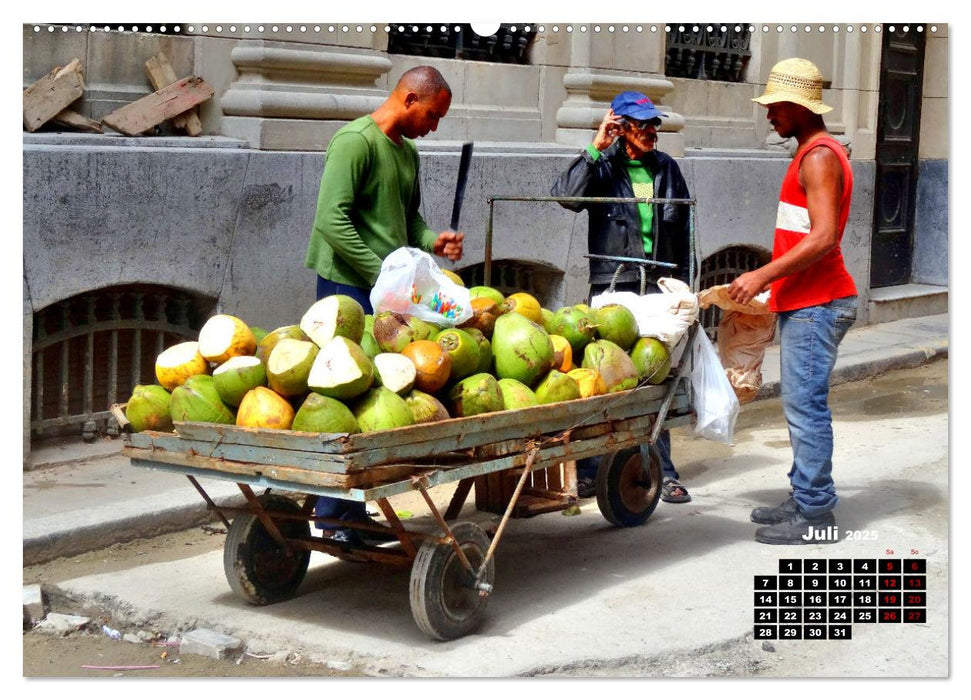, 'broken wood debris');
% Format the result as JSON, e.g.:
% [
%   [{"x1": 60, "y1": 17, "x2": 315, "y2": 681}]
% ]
[
  {"x1": 101, "y1": 75, "x2": 214, "y2": 136},
  {"x1": 144, "y1": 52, "x2": 204, "y2": 136},
  {"x1": 23, "y1": 58, "x2": 85, "y2": 132}
]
